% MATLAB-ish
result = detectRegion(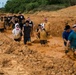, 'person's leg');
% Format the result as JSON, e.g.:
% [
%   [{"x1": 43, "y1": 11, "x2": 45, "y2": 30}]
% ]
[
  {"x1": 40, "y1": 40, "x2": 43, "y2": 45},
  {"x1": 24, "y1": 38, "x2": 28, "y2": 44}
]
